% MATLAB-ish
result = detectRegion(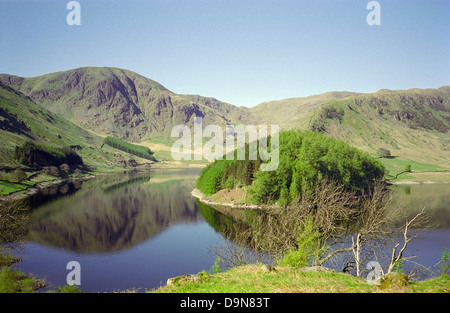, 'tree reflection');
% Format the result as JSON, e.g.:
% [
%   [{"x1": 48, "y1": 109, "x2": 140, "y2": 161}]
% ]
[{"x1": 26, "y1": 171, "x2": 201, "y2": 253}]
